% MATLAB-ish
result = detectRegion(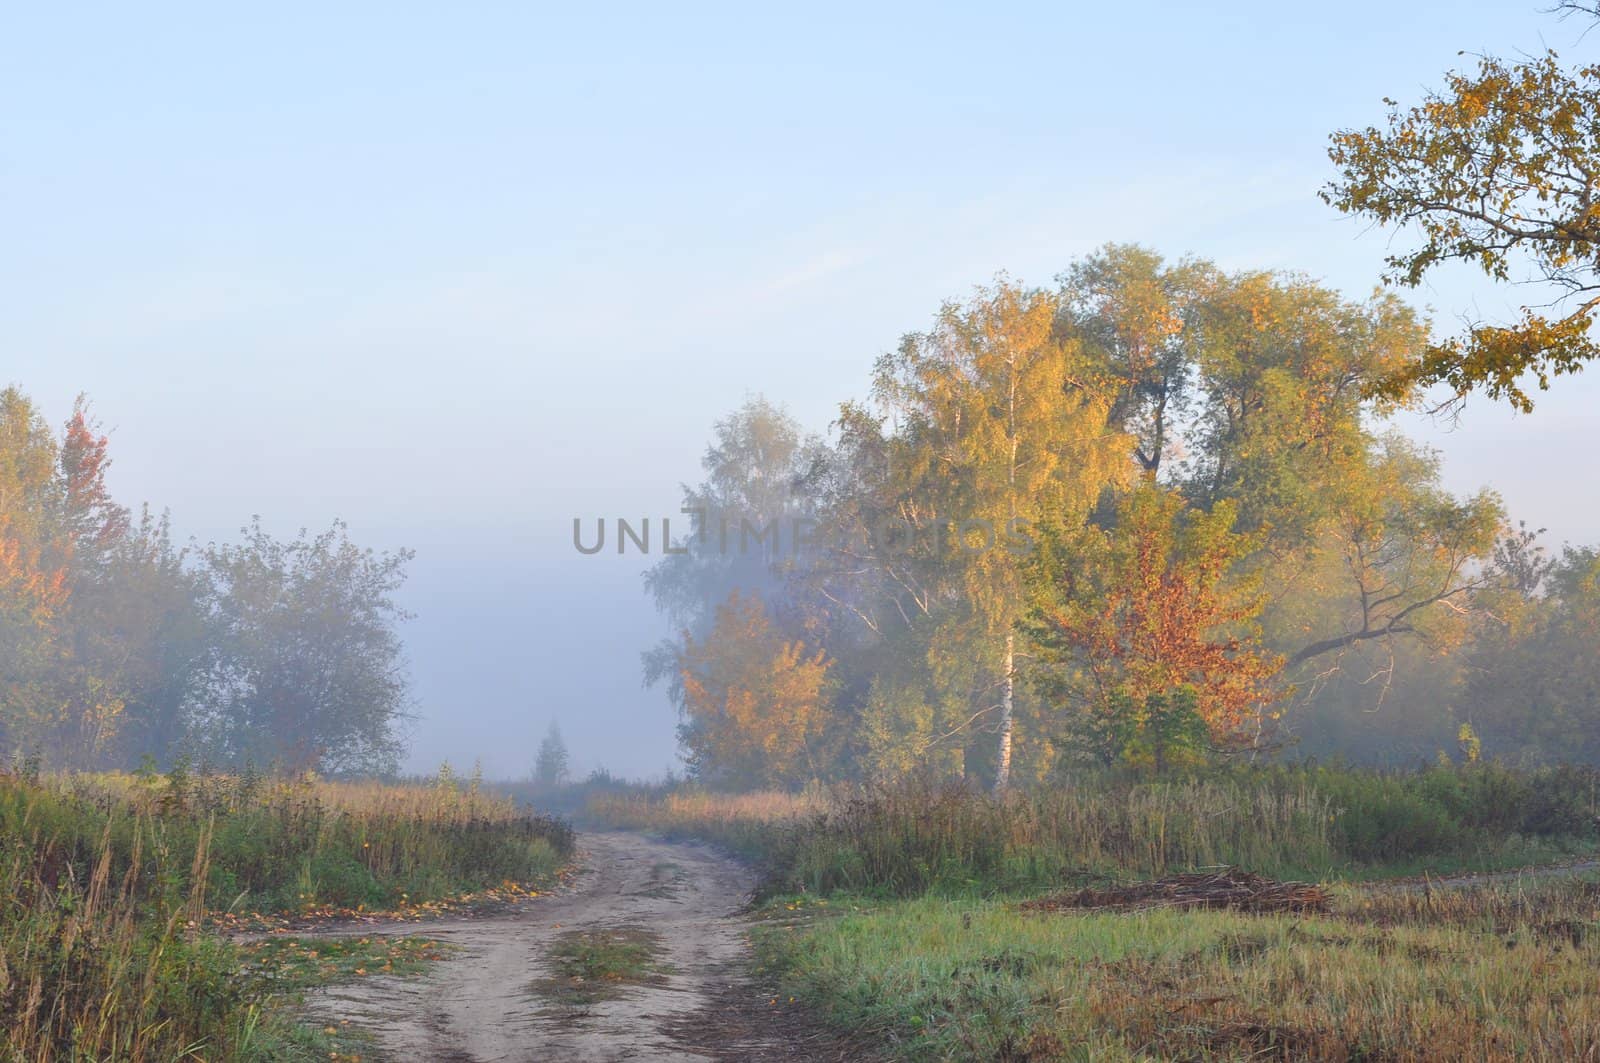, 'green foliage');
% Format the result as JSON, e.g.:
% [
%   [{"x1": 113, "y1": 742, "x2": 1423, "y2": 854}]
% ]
[
  {"x1": 195, "y1": 519, "x2": 414, "y2": 774},
  {"x1": 1457, "y1": 547, "x2": 1600, "y2": 765},
  {"x1": 1101, "y1": 688, "x2": 1212, "y2": 772}
]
